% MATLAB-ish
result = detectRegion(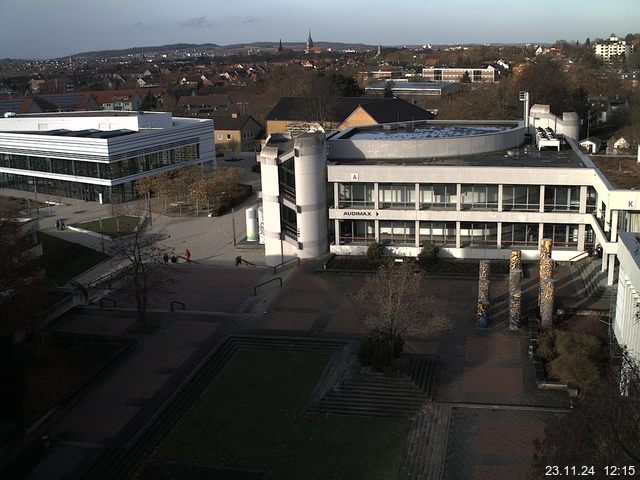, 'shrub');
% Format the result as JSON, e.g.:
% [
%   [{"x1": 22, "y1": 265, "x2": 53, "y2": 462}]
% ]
[
  {"x1": 536, "y1": 329, "x2": 556, "y2": 362},
  {"x1": 366, "y1": 241, "x2": 383, "y2": 261},
  {"x1": 210, "y1": 202, "x2": 230, "y2": 217},
  {"x1": 358, "y1": 330, "x2": 405, "y2": 371},
  {"x1": 417, "y1": 243, "x2": 440, "y2": 268},
  {"x1": 555, "y1": 331, "x2": 601, "y2": 358},
  {"x1": 548, "y1": 353, "x2": 600, "y2": 392},
  {"x1": 358, "y1": 330, "x2": 392, "y2": 371}
]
